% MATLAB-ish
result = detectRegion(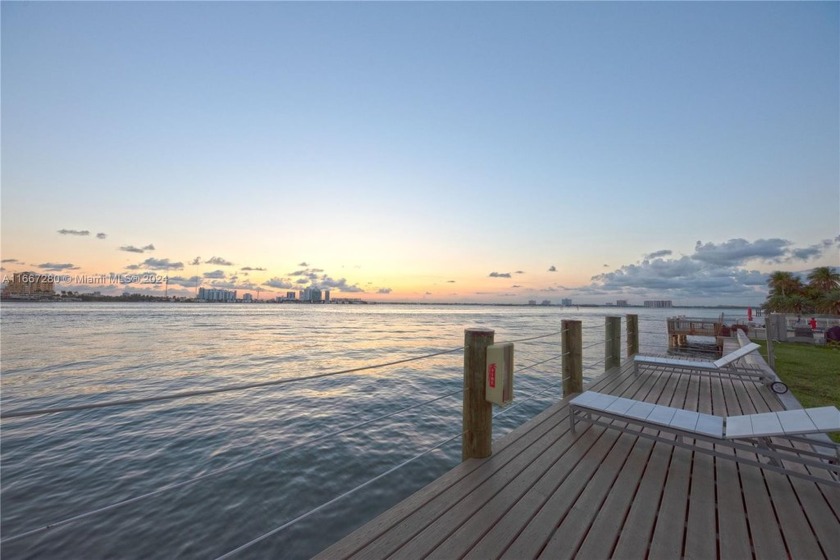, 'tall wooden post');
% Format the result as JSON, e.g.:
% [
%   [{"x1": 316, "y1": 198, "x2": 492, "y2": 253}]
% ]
[
  {"x1": 562, "y1": 320, "x2": 583, "y2": 396},
  {"x1": 765, "y1": 317, "x2": 776, "y2": 370},
  {"x1": 463, "y1": 328, "x2": 494, "y2": 461},
  {"x1": 605, "y1": 316, "x2": 621, "y2": 371},
  {"x1": 626, "y1": 314, "x2": 639, "y2": 357}
]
